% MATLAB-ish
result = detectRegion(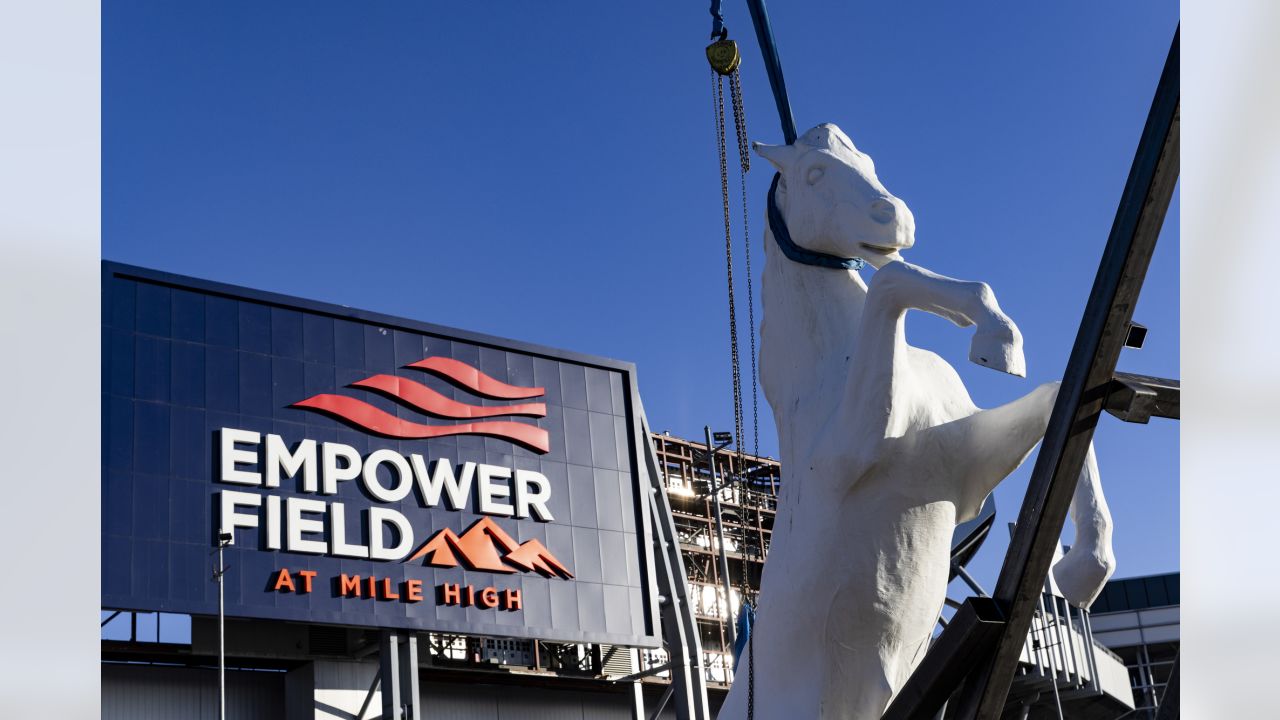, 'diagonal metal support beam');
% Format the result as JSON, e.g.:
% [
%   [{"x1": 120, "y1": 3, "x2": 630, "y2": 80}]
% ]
[
  {"x1": 949, "y1": 26, "x2": 1180, "y2": 720},
  {"x1": 639, "y1": 403, "x2": 712, "y2": 720},
  {"x1": 1105, "y1": 371, "x2": 1180, "y2": 423},
  {"x1": 953, "y1": 565, "x2": 990, "y2": 599},
  {"x1": 610, "y1": 661, "x2": 674, "y2": 684},
  {"x1": 356, "y1": 672, "x2": 380, "y2": 720},
  {"x1": 880, "y1": 598, "x2": 1007, "y2": 720},
  {"x1": 650, "y1": 683, "x2": 676, "y2": 720}
]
